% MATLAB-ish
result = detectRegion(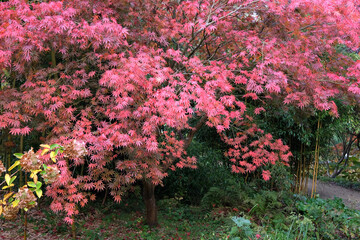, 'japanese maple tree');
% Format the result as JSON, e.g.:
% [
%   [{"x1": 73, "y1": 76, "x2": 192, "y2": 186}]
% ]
[{"x1": 1, "y1": 0, "x2": 360, "y2": 226}]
